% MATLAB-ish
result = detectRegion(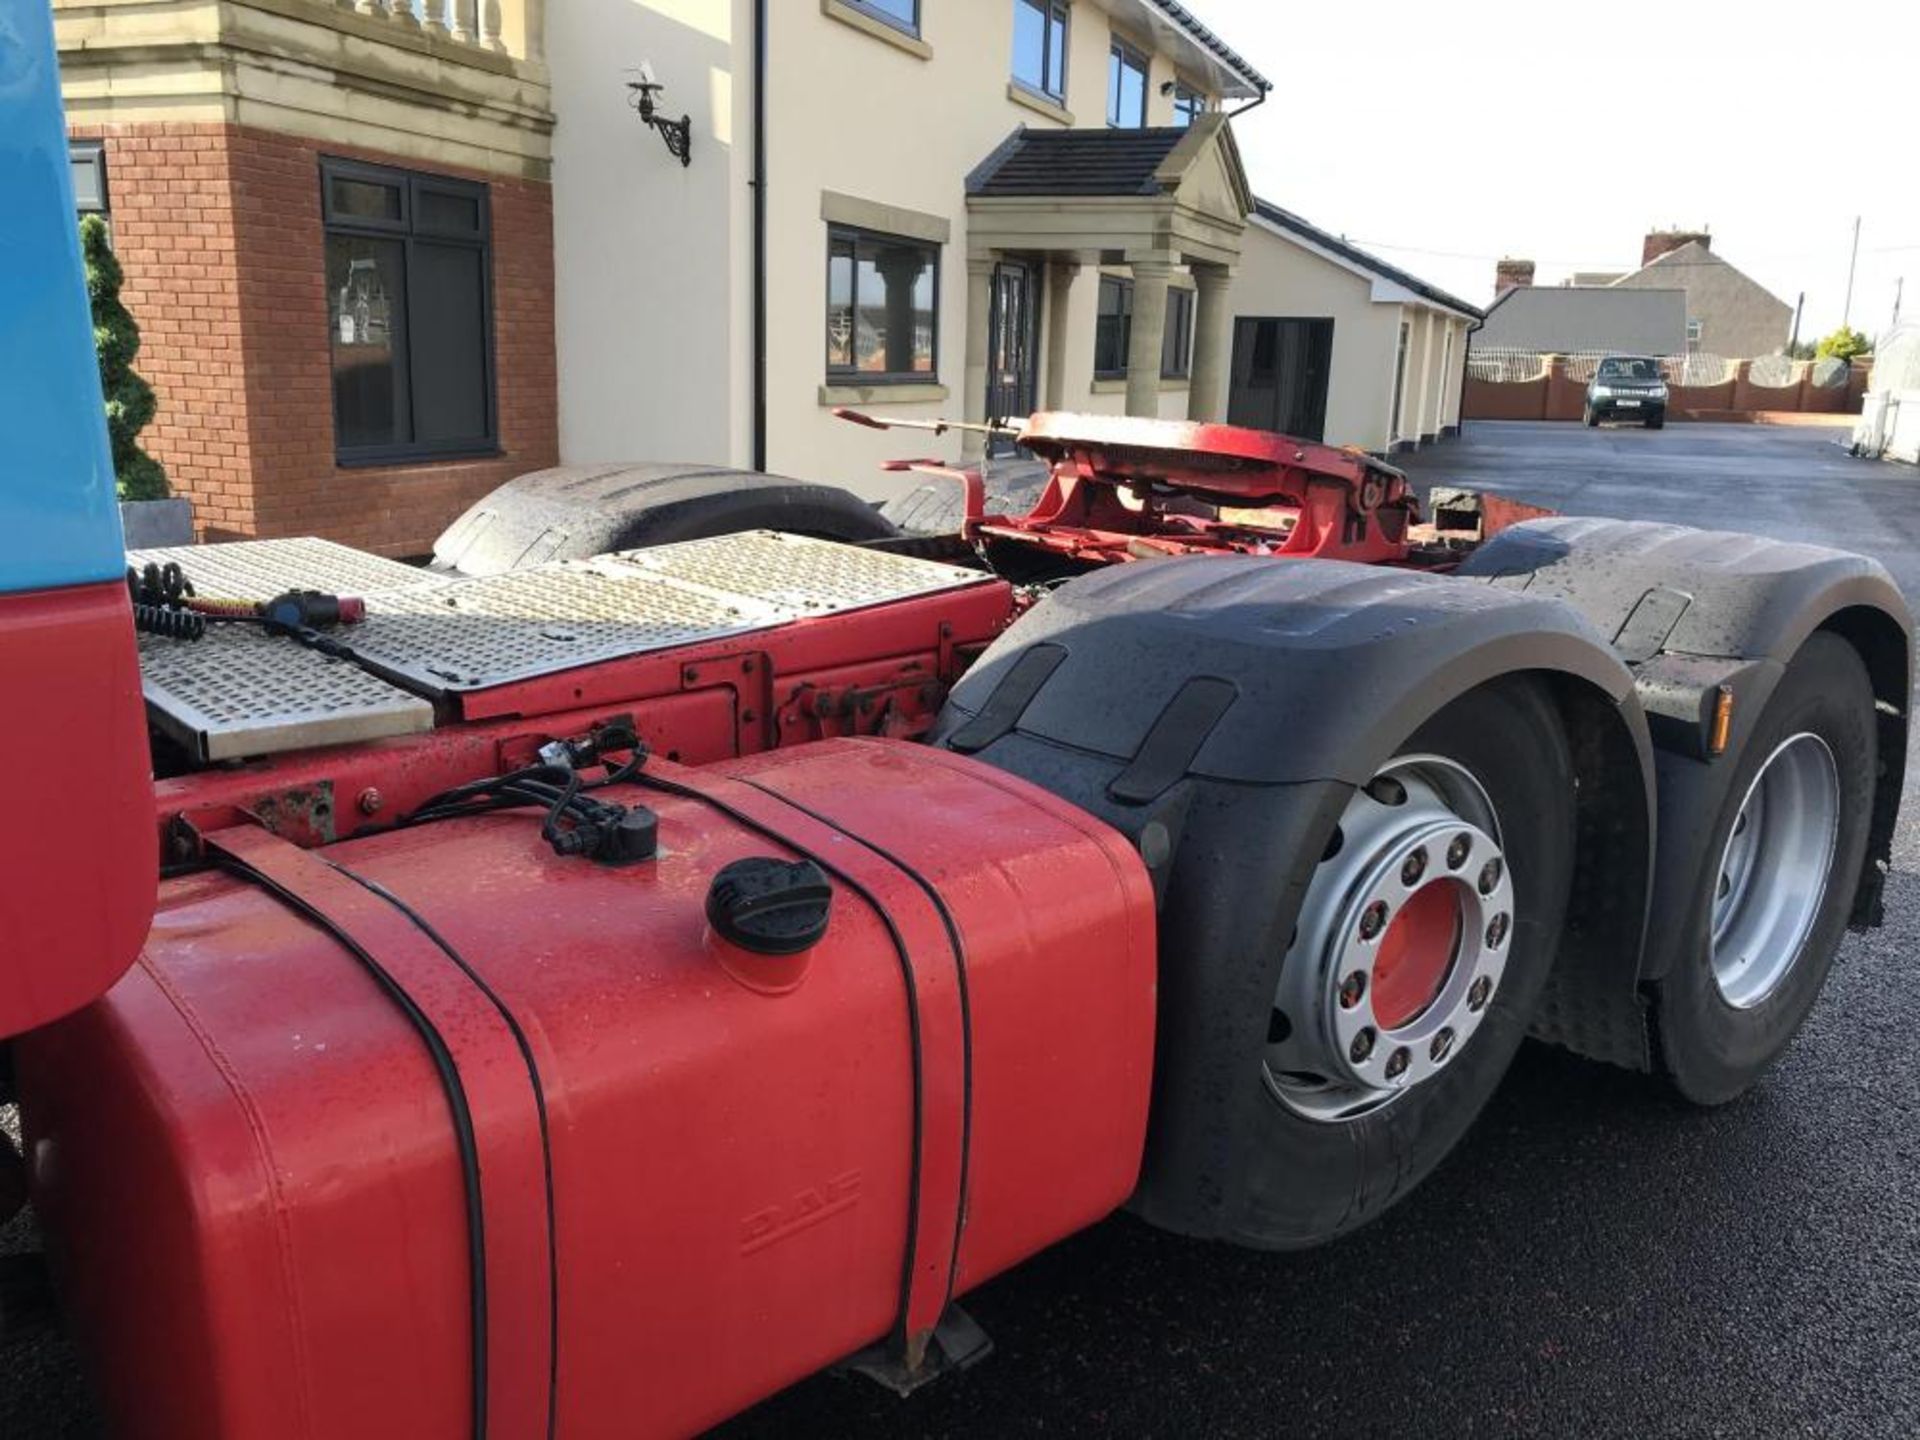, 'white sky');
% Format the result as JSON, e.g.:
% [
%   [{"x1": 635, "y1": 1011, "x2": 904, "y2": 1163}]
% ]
[{"x1": 1203, "y1": 0, "x2": 1920, "y2": 344}]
